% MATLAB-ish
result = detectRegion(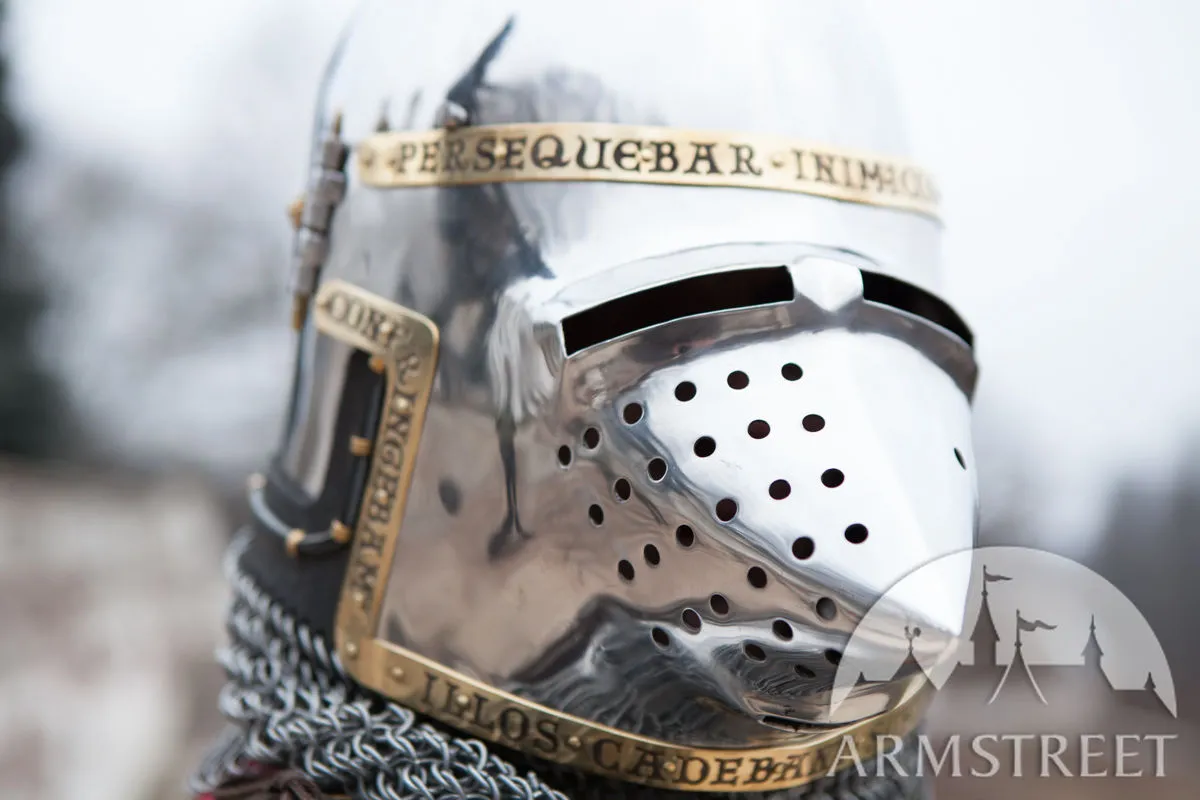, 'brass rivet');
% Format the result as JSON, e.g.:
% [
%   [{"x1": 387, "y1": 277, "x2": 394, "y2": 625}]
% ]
[
  {"x1": 246, "y1": 472, "x2": 266, "y2": 492},
  {"x1": 393, "y1": 396, "x2": 412, "y2": 414},
  {"x1": 353, "y1": 591, "x2": 366, "y2": 608},
  {"x1": 287, "y1": 195, "x2": 305, "y2": 230},
  {"x1": 291, "y1": 295, "x2": 309, "y2": 332},
  {"x1": 374, "y1": 489, "x2": 389, "y2": 505},
  {"x1": 285, "y1": 529, "x2": 305, "y2": 558},
  {"x1": 378, "y1": 321, "x2": 395, "y2": 337},
  {"x1": 663, "y1": 762, "x2": 677, "y2": 773},
  {"x1": 345, "y1": 642, "x2": 359, "y2": 659},
  {"x1": 368, "y1": 355, "x2": 387, "y2": 374},
  {"x1": 455, "y1": 694, "x2": 470, "y2": 707},
  {"x1": 348, "y1": 435, "x2": 373, "y2": 457},
  {"x1": 566, "y1": 735, "x2": 582, "y2": 750},
  {"x1": 390, "y1": 666, "x2": 406, "y2": 681},
  {"x1": 331, "y1": 520, "x2": 352, "y2": 545}
]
